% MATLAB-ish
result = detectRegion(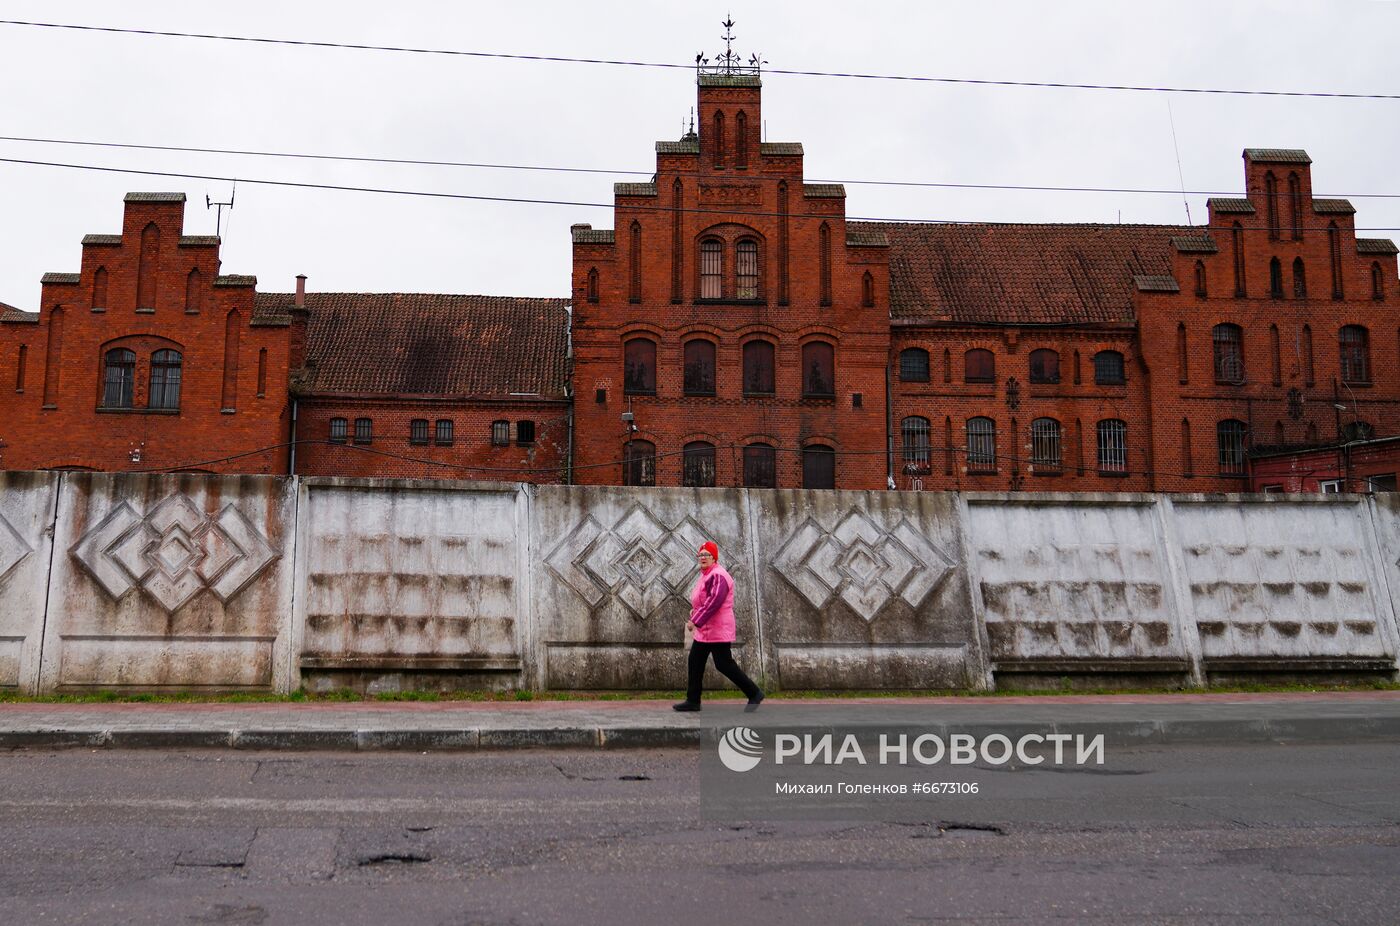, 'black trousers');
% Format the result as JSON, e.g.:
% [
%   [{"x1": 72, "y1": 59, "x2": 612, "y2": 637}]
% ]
[{"x1": 686, "y1": 640, "x2": 761, "y2": 704}]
